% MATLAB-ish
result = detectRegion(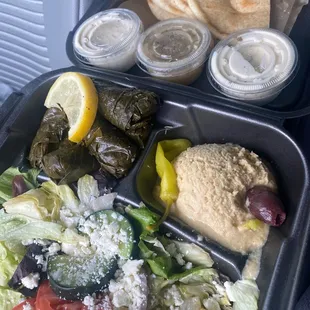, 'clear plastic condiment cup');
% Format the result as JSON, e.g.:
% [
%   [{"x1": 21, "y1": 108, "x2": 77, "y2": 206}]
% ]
[
  {"x1": 73, "y1": 9, "x2": 143, "y2": 72},
  {"x1": 136, "y1": 18, "x2": 214, "y2": 85},
  {"x1": 207, "y1": 28, "x2": 299, "y2": 106}
]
